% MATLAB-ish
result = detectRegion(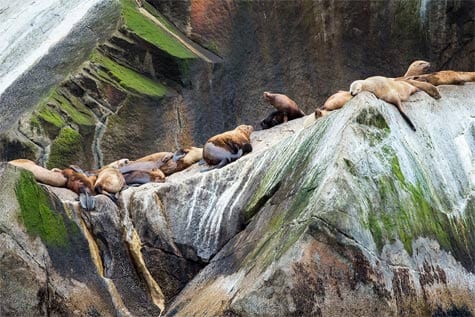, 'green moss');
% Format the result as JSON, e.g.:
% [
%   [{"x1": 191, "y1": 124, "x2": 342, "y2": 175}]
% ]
[
  {"x1": 120, "y1": 0, "x2": 196, "y2": 59},
  {"x1": 51, "y1": 91, "x2": 95, "y2": 127},
  {"x1": 391, "y1": 156, "x2": 406, "y2": 184},
  {"x1": 15, "y1": 171, "x2": 68, "y2": 247},
  {"x1": 90, "y1": 51, "x2": 167, "y2": 97},
  {"x1": 47, "y1": 127, "x2": 83, "y2": 169},
  {"x1": 367, "y1": 154, "x2": 456, "y2": 255},
  {"x1": 37, "y1": 104, "x2": 66, "y2": 129}
]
